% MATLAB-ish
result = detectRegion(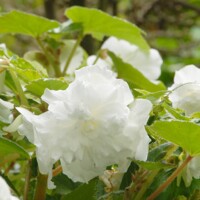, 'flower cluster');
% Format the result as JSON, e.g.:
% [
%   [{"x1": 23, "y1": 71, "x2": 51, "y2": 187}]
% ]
[{"x1": 18, "y1": 65, "x2": 152, "y2": 185}]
